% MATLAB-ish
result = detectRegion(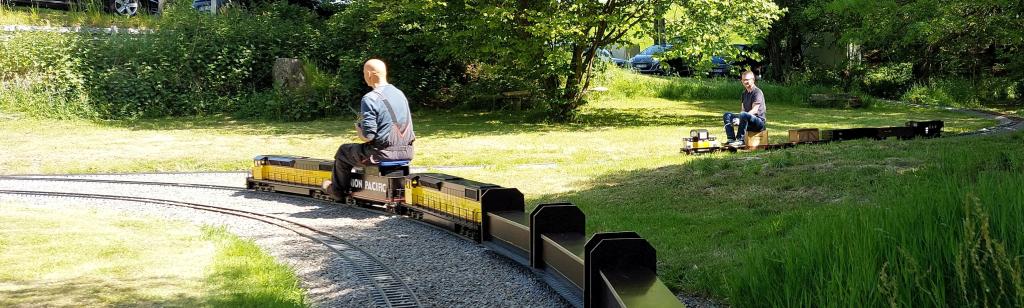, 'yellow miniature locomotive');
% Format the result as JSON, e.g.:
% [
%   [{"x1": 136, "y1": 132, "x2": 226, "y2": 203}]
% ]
[{"x1": 681, "y1": 129, "x2": 721, "y2": 154}]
